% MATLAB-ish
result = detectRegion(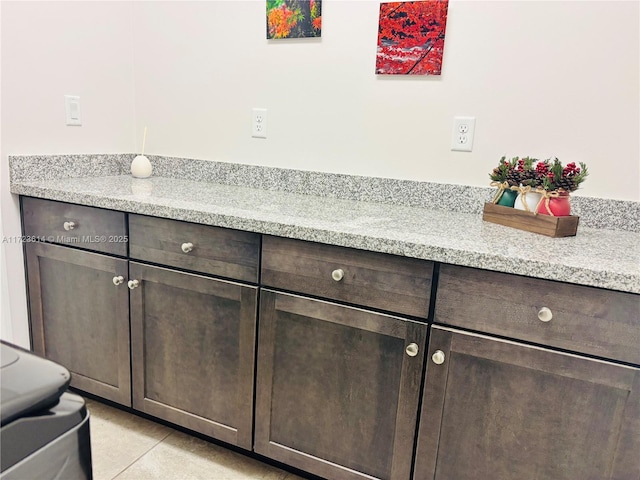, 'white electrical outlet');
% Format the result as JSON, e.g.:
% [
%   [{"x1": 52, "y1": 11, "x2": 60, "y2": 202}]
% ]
[
  {"x1": 252, "y1": 108, "x2": 267, "y2": 138},
  {"x1": 451, "y1": 116, "x2": 475, "y2": 152}
]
